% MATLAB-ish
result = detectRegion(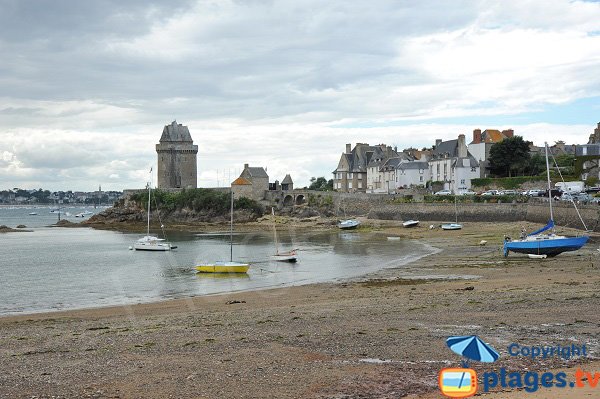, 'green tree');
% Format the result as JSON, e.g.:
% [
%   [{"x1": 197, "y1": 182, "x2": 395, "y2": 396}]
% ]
[
  {"x1": 308, "y1": 177, "x2": 333, "y2": 191},
  {"x1": 489, "y1": 136, "x2": 532, "y2": 177}
]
